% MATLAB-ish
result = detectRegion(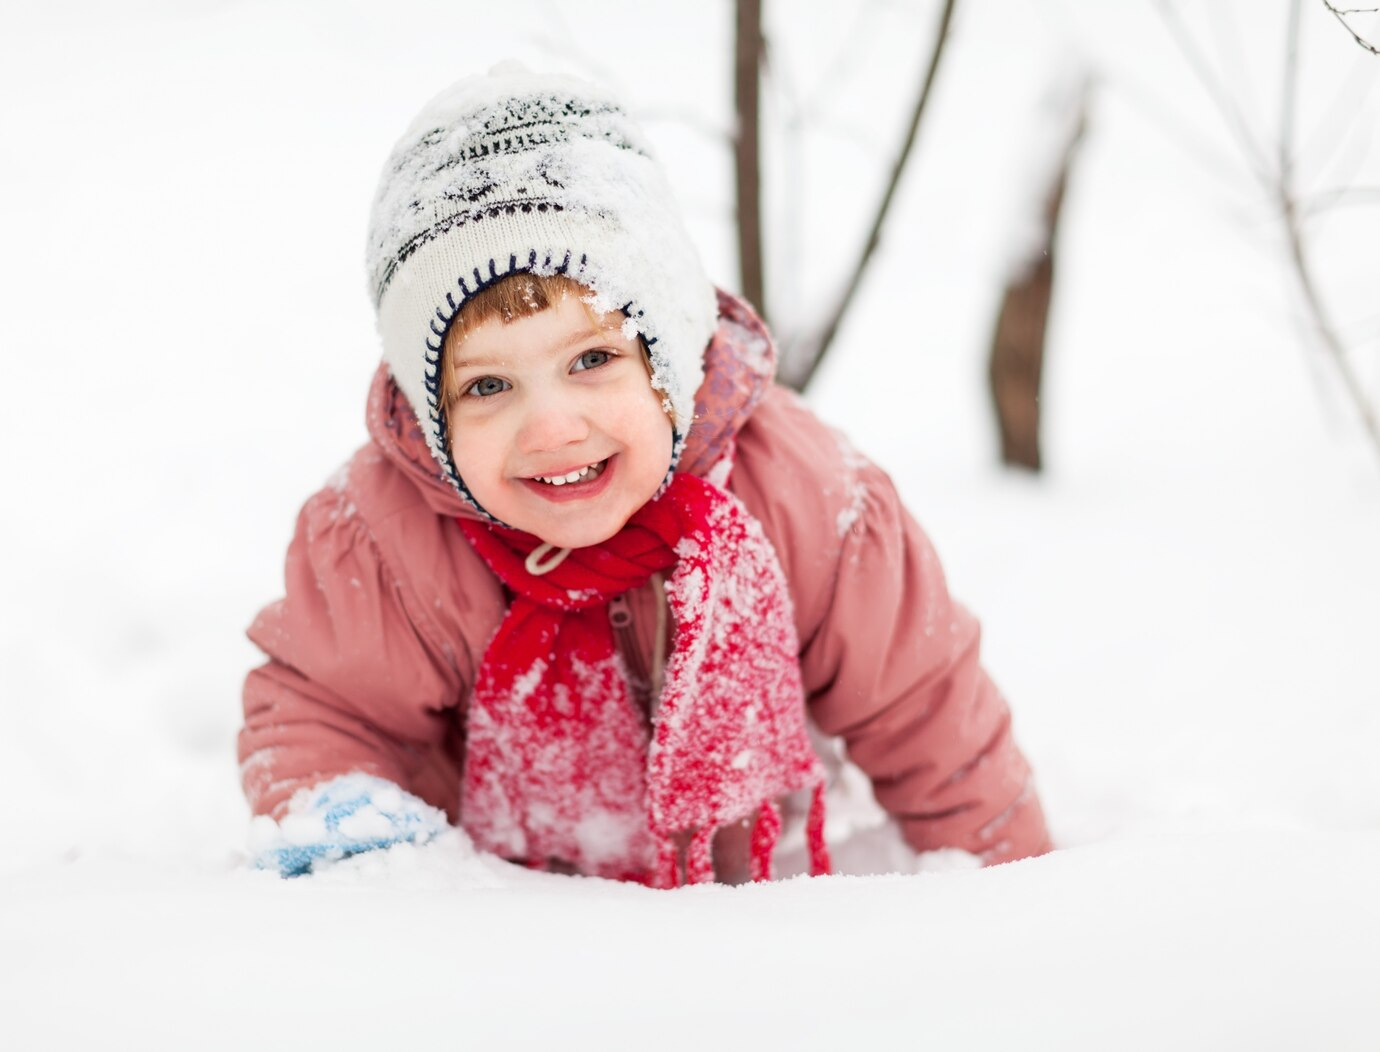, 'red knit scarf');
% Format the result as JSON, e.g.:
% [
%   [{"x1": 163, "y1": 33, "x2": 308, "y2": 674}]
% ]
[{"x1": 457, "y1": 472, "x2": 829, "y2": 887}]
